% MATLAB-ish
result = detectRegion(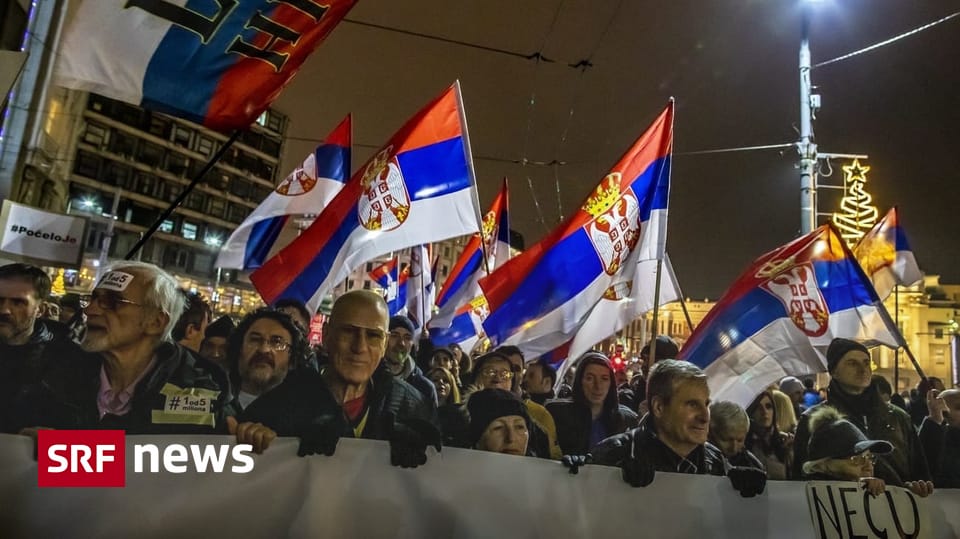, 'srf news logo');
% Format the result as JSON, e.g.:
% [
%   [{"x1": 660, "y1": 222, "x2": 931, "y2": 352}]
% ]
[{"x1": 37, "y1": 430, "x2": 254, "y2": 487}]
